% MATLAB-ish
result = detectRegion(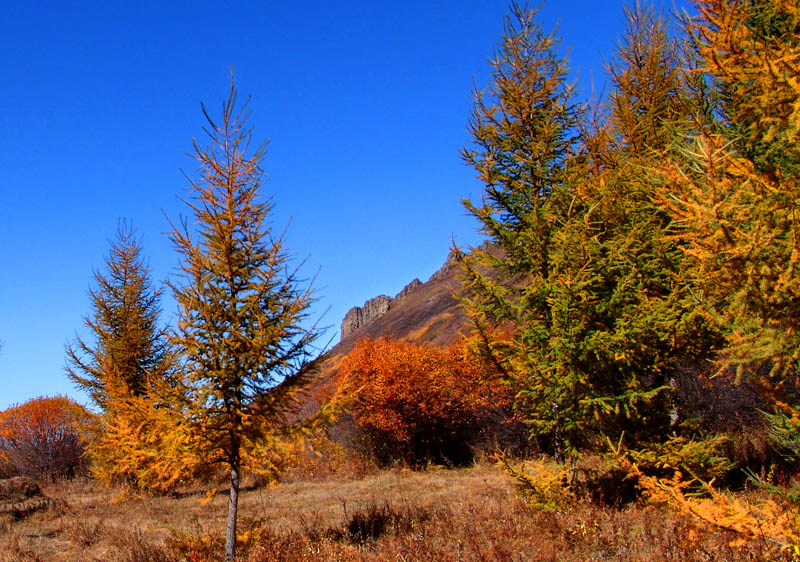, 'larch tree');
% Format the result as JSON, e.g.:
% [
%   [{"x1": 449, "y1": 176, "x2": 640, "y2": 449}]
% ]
[
  {"x1": 652, "y1": 0, "x2": 800, "y2": 464},
  {"x1": 606, "y1": 2, "x2": 690, "y2": 155},
  {"x1": 571, "y1": 2, "x2": 719, "y2": 444},
  {"x1": 168, "y1": 79, "x2": 321, "y2": 561},
  {"x1": 66, "y1": 221, "x2": 171, "y2": 408},
  {"x1": 459, "y1": 1, "x2": 582, "y2": 461},
  {"x1": 65, "y1": 222, "x2": 173, "y2": 484},
  {"x1": 460, "y1": 2, "x2": 718, "y2": 460},
  {"x1": 658, "y1": 0, "x2": 800, "y2": 396}
]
